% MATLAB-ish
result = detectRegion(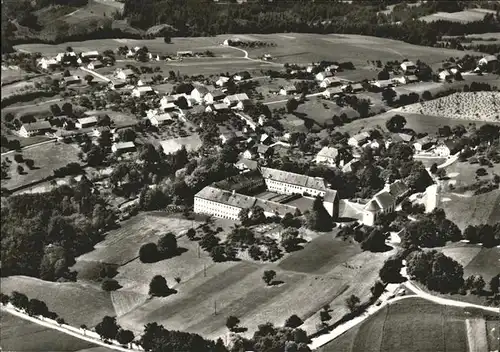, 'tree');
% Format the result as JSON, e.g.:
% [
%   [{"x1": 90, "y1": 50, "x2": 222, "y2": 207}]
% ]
[
  {"x1": 149, "y1": 275, "x2": 170, "y2": 296},
  {"x1": 370, "y1": 281, "x2": 385, "y2": 298},
  {"x1": 319, "y1": 309, "x2": 331, "y2": 323},
  {"x1": 101, "y1": 278, "x2": 121, "y2": 291},
  {"x1": 0, "y1": 293, "x2": 9, "y2": 305},
  {"x1": 186, "y1": 228, "x2": 196, "y2": 240},
  {"x1": 95, "y1": 316, "x2": 120, "y2": 340},
  {"x1": 164, "y1": 35, "x2": 171, "y2": 43},
  {"x1": 62, "y1": 102, "x2": 73, "y2": 115},
  {"x1": 56, "y1": 317, "x2": 66, "y2": 325},
  {"x1": 263, "y1": 270, "x2": 276, "y2": 286},
  {"x1": 25, "y1": 159, "x2": 35, "y2": 169},
  {"x1": 210, "y1": 245, "x2": 226, "y2": 262},
  {"x1": 361, "y1": 229, "x2": 387, "y2": 252},
  {"x1": 379, "y1": 257, "x2": 404, "y2": 283},
  {"x1": 118, "y1": 128, "x2": 136, "y2": 142},
  {"x1": 377, "y1": 70, "x2": 389, "y2": 80},
  {"x1": 27, "y1": 299, "x2": 49, "y2": 316},
  {"x1": 10, "y1": 291, "x2": 29, "y2": 310},
  {"x1": 116, "y1": 329, "x2": 135, "y2": 345},
  {"x1": 422, "y1": 90, "x2": 432, "y2": 101},
  {"x1": 382, "y1": 88, "x2": 396, "y2": 104},
  {"x1": 490, "y1": 274, "x2": 500, "y2": 294},
  {"x1": 284, "y1": 314, "x2": 303, "y2": 328},
  {"x1": 281, "y1": 228, "x2": 300, "y2": 252},
  {"x1": 158, "y1": 232, "x2": 178, "y2": 257},
  {"x1": 305, "y1": 196, "x2": 332, "y2": 232},
  {"x1": 385, "y1": 114, "x2": 407, "y2": 132},
  {"x1": 464, "y1": 225, "x2": 479, "y2": 243},
  {"x1": 226, "y1": 315, "x2": 240, "y2": 331},
  {"x1": 139, "y1": 243, "x2": 159, "y2": 263},
  {"x1": 468, "y1": 275, "x2": 485, "y2": 294},
  {"x1": 84, "y1": 74, "x2": 94, "y2": 84},
  {"x1": 50, "y1": 104, "x2": 61, "y2": 116},
  {"x1": 286, "y1": 98, "x2": 299, "y2": 113},
  {"x1": 345, "y1": 294, "x2": 360, "y2": 312}
]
